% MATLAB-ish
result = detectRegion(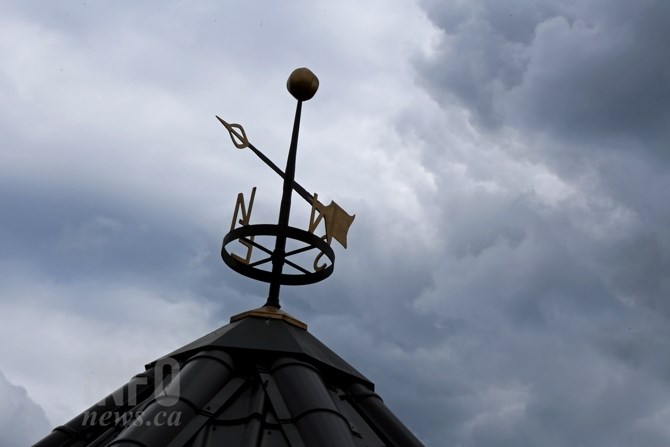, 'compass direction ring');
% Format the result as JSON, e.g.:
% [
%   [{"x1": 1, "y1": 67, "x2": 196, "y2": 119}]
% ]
[{"x1": 222, "y1": 224, "x2": 335, "y2": 286}]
